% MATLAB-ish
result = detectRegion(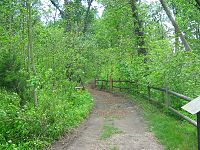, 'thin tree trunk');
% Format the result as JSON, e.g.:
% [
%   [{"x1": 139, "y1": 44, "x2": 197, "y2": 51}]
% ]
[
  {"x1": 172, "y1": 5, "x2": 179, "y2": 52},
  {"x1": 49, "y1": 0, "x2": 65, "y2": 18},
  {"x1": 27, "y1": 0, "x2": 31, "y2": 73},
  {"x1": 195, "y1": 0, "x2": 200, "y2": 8},
  {"x1": 21, "y1": 0, "x2": 28, "y2": 70},
  {"x1": 27, "y1": 0, "x2": 38, "y2": 108},
  {"x1": 9, "y1": 3, "x2": 13, "y2": 53},
  {"x1": 174, "y1": 26, "x2": 179, "y2": 52},
  {"x1": 83, "y1": 0, "x2": 93, "y2": 33},
  {"x1": 159, "y1": 0, "x2": 192, "y2": 51}
]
